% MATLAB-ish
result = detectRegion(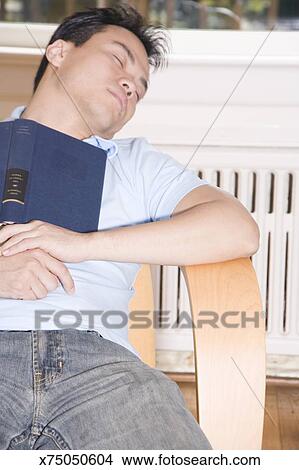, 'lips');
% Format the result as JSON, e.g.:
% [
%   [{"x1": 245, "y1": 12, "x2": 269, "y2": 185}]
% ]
[{"x1": 108, "y1": 89, "x2": 127, "y2": 112}]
